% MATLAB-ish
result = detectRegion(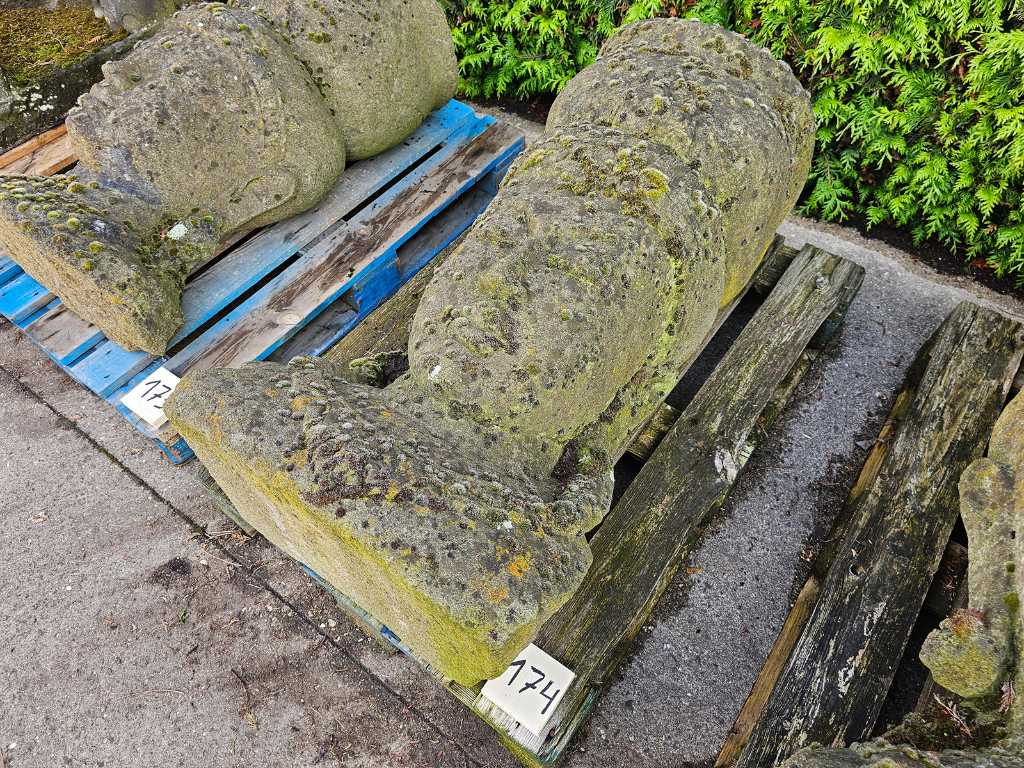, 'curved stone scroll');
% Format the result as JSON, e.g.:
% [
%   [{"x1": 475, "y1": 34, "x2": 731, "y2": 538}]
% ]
[
  {"x1": 0, "y1": 0, "x2": 456, "y2": 354},
  {"x1": 166, "y1": 19, "x2": 815, "y2": 685}
]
